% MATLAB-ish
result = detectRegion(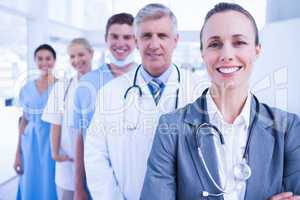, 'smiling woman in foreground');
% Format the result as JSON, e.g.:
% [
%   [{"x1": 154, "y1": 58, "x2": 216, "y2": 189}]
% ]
[{"x1": 140, "y1": 2, "x2": 300, "y2": 200}]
